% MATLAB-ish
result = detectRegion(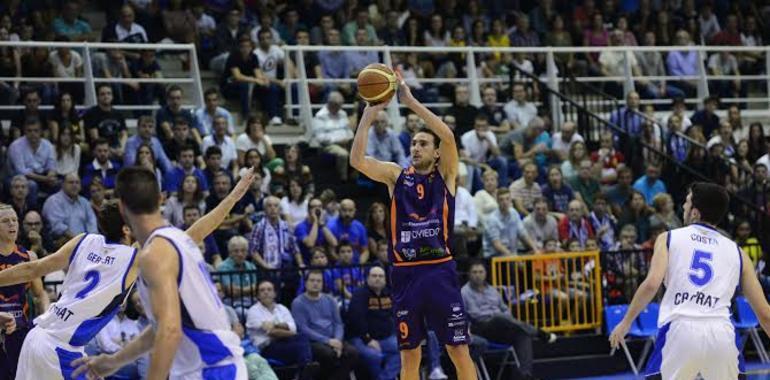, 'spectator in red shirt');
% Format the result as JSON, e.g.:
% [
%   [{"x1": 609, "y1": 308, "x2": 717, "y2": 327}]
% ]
[
  {"x1": 558, "y1": 200, "x2": 595, "y2": 248},
  {"x1": 710, "y1": 14, "x2": 741, "y2": 46},
  {"x1": 590, "y1": 131, "x2": 624, "y2": 184}
]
